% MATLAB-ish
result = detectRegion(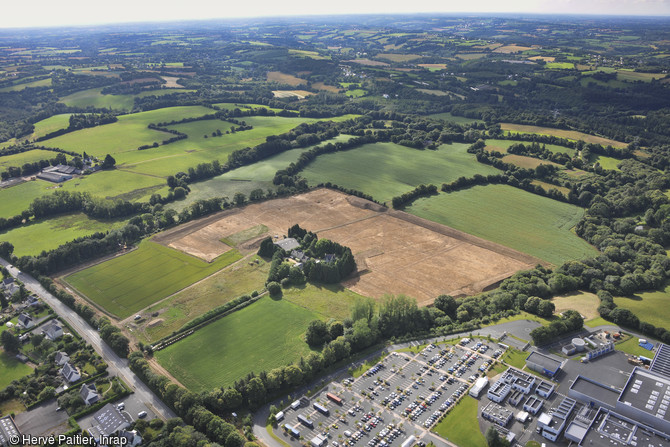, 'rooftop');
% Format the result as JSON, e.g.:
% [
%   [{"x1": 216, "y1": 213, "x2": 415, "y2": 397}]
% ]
[
  {"x1": 580, "y1": 409, "x2": 670, "y2": 447},
  {"x1": 274, "y1": 238, "x2": 301, "y2": 251},
  {"x1": 571, "y1": 376, "x2": 621, "y2": 408},
  {"x1": 651, "y1": 344, "x2": 670, "y2": 379},
  {"x1": 91, "y1": 403, "x2": 131, "y2": 437},
  {"x1": 0, "y1": 416, "x2": 20, "y2": 447},
  {"x1": 526, "y1": 351, "x2": 564, "y2": 372},
  {"x1": 619, "y1": 367, "x2": 670, "y2": 424}
]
